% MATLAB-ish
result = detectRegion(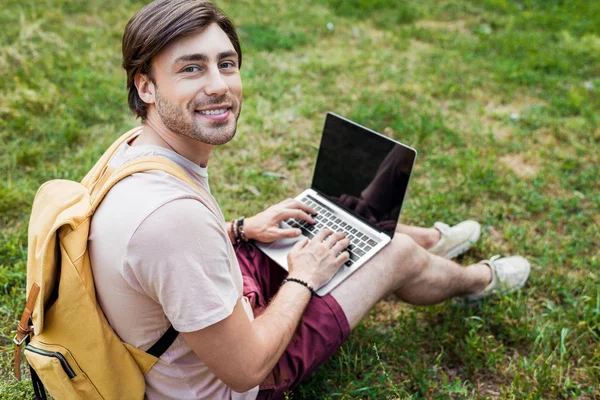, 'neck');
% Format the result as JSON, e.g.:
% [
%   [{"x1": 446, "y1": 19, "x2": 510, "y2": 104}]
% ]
[{"x1": 133, "y1": 113, "x2": 213, "y2": 168}]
